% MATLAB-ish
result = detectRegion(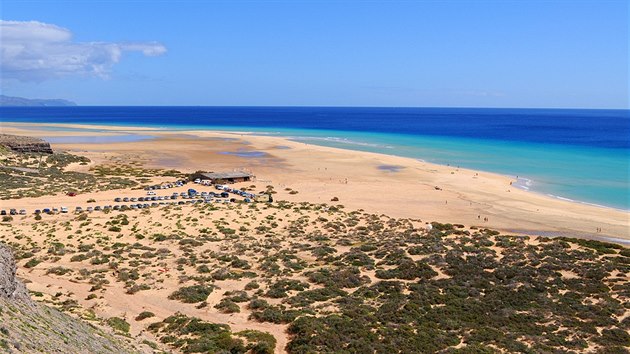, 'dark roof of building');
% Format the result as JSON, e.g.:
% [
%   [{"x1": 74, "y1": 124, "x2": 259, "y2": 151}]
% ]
[{"x1": 195, "y1": 172, "x2": 253, "y2": 179}]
